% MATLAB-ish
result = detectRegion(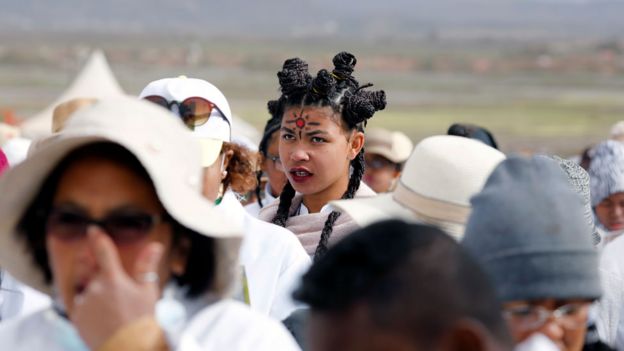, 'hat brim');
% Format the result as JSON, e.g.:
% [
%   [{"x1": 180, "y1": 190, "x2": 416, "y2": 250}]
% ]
[
  {"x1": 331, "y1": 194, "x2": 465, "y2": 240},
  {"x1": 0, "y1": 134, "x2": 239, "y2": 296},
  {"x1": 197, "y1": 138, "x2": 224, "y2": 167},
  {"x1": 365, "y1": 145, "x2": 405, "y2": 164}
]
